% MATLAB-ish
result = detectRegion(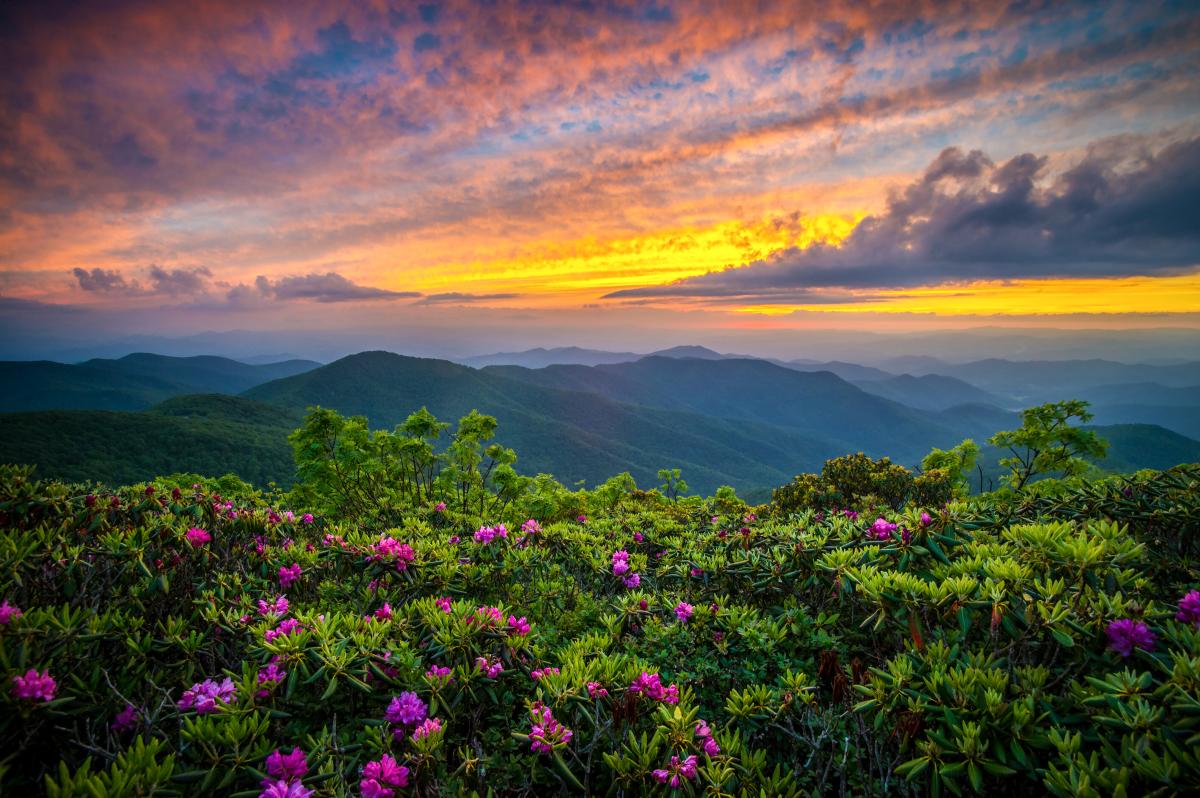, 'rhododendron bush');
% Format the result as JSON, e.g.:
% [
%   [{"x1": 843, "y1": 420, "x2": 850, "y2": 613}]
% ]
[{"x1": 1, "y1": 458, "x2": 1199, "y2": 796}]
